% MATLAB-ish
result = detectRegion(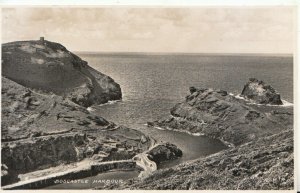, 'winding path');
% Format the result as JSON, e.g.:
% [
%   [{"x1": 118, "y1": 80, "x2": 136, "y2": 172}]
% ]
[
  {"x1": 3, "y1": 136, "x2": 161, "y2": 189},
  {"x1": 132, "y1": 139, "x2": 161, "y2": 178},
  {"x1": 133, "y1": 153, "x2": 157, "y2": 178}
]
